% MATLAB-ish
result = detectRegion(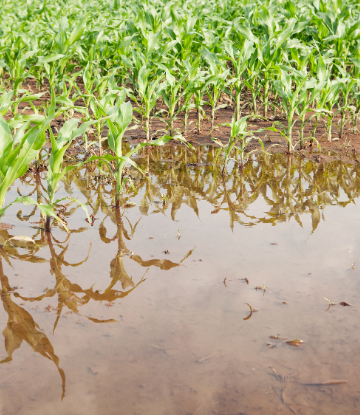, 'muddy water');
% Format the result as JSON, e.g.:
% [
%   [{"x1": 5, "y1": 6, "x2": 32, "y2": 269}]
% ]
[{"x1": 0, "y1": 148, "x2": 360, "y2": 415}]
